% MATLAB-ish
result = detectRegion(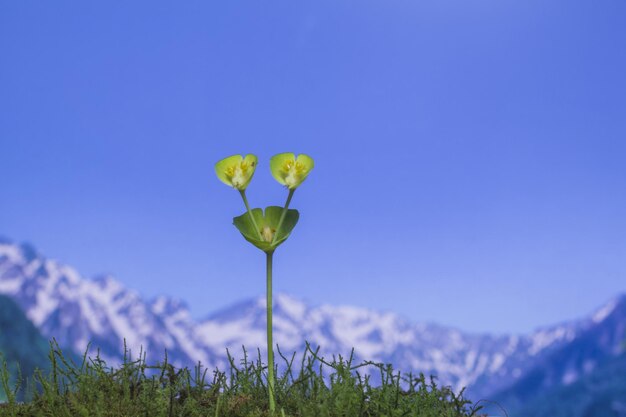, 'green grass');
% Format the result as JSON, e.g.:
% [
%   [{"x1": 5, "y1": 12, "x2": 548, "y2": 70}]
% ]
[{"x1": 0, "y1": 341, "x2": 485, "y2": 417}]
